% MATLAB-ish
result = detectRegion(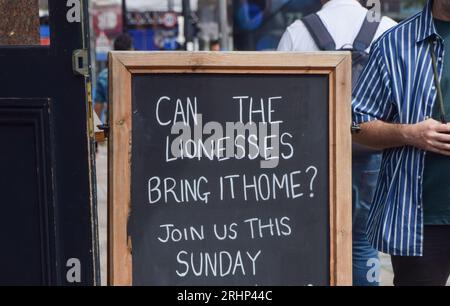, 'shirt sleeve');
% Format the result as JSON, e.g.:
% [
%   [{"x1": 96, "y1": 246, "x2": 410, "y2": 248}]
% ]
[
  {"x1": 352, "y1": 42, "x2": 395, "y2": 125},
  {"x1": 277, "y1": 29, "x2": 294, "y2": 51}
]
